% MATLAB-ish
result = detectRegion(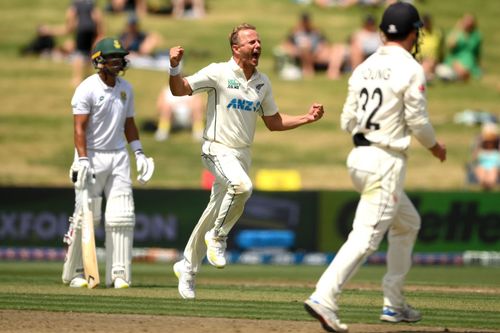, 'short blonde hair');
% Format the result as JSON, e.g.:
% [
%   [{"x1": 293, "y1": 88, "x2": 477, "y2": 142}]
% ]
[{"x1": 229, "y1": 23, "x2": 256, "y2": 47}]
